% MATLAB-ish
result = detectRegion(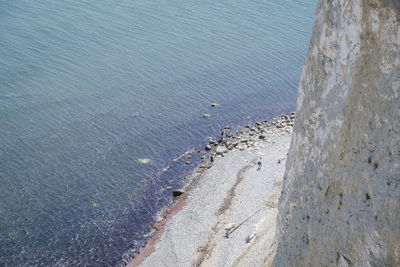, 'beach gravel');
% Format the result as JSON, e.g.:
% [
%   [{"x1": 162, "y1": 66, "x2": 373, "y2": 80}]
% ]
[{"x1": 132, "y1": 125, "x2": 292, "y2": 267}]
